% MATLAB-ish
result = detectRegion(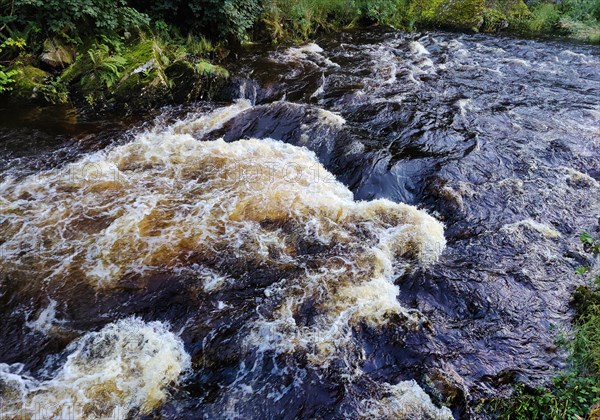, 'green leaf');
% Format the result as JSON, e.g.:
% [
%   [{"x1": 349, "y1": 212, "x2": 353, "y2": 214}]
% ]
[{"x1": 580, "y1": 232, "x2": 595, "y2": 245}]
